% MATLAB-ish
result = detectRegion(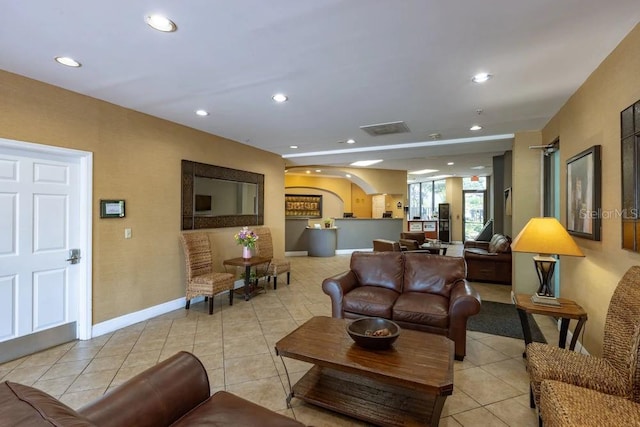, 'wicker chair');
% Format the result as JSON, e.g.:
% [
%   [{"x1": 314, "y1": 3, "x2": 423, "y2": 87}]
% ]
[
  {"x1": 526, "y1": 266, "x2": 640, "y2": 411},
  {"x1": 254, "y1": 227, "x2": 290, "y2": 289},
  {"x1": 540, "y1": 379, "x2": 640, "y2": 427},
  {"x1": 180, "y1": 232, "x2": 235, "y2": 314}
]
